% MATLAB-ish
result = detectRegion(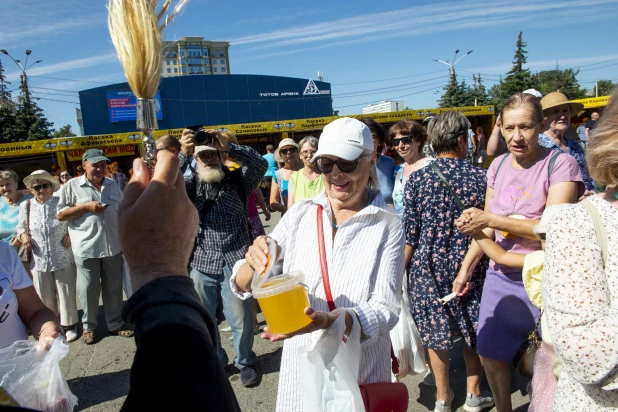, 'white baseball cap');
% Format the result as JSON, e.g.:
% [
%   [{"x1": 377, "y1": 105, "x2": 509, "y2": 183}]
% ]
[
  {"x1": 523, "y1": 89, "x2": 543, "y2": 99},
  {"x1": 311, "y1": 117, "x2": 374, "y2": 162},
  {"x1": 194, "y1": 145, "x2": 218, "y2": 156}
]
